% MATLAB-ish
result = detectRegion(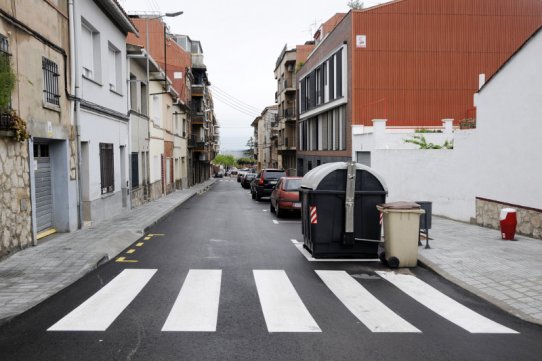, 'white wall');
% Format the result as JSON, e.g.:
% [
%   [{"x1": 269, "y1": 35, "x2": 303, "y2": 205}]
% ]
[
  {"x1": 76, "y1": 0, "x2": 128, "y2": 113},
  {"x1": 473, "y1": 30, "x2": 542, "y2": 210},
  {"x1": 364, "y1": 31, "x2": 542, "y2": 221}
]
